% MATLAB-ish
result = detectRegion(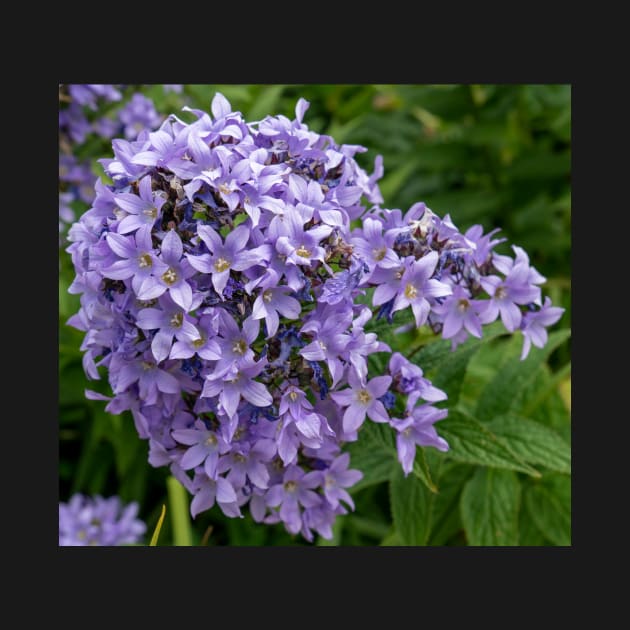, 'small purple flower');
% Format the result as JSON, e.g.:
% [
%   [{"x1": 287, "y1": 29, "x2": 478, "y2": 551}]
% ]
[
  {"x1": 59, "y1": 494, "x2": 145, "y2": 546},
  {"x1": 217, "y1": 438, "x2": 276, "y2": 490},
  {"x1": 169, "y1": 314, "x2": 221, "y2": 361},
  {"x1": 251, "y1": 283, "x2": 301, "y2": 336},
  {"x1": 480, "y1": 261, "x2": 541, "y2": 332},
  {"x1": 388, "y1": 352, "x2": 446, "y2": 402},
  {"x1": 274, "y1": 207, "x2": 332, "y2": 267},
  {"x1": 265, "y1": 465, "x2": 322, "y2": 535},
  {"x1": 136, "y1": 229, "x2": 196, "y2": 311},
  {"x1": 320, "y1": 453, "x2": 363, "y2": 510},
  {"x1": 171, "y1": 420, "x2": 230, "y2": 478},
  {"x1": 187, "y1": 224, "x2": 272, "y2": 297},
  {"x1": 113, "y1": 350, "x2": 181, "y2": 405},
  {"x1": 319, "y1": 258, "x2": 369, "y2": 306},
  {"x1": 376, "y1": 252, "x2": 452, "y2": 327},
  {"x1": 102, "y1": 225, "x2": 168, "y2": 295},
  {"x1": 213, "y1": 312, "x2": 259, "y2": 373},
  {"x1": 432, "y1": 285, "x2": 484, "y2": 340},
  {"x1": 190, "y1": 474, "x2": 240, "y2": 518},
  {"x1": 119, "y1": 93, "x2": 162, "y2": 140},
  {"x1": 202, "y1": 358, "x2": 272, "y2": 418},
  {"x1": 520, "y1": 297, "x2": 565, "y2": 359},
  {"x1": 115, "y1": 175, "x2": 167, "y2": 234},
  {"x1": 391, "y1": 404, "x2": 449, "y2": 475},
  {"x1": 351, "y1": 217, "x2": 399, "y2": 272},
  {"x1": 136, "y1": 294, "x2": 199, "y2": 363},
  {"x1": 330, "y1": 370, "x2": 392, "y2": 433}
]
